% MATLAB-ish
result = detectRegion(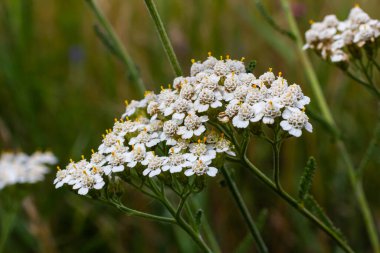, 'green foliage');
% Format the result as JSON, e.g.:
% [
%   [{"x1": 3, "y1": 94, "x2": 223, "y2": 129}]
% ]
[{"x1": 298, "y1": 157, "x2": 317, "y2": 203}]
